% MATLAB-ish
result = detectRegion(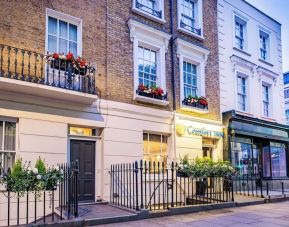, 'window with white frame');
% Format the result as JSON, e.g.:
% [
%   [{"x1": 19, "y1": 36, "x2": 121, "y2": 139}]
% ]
[
  {"x1": 0, "y1": 120, "x2": 16, "y2": 171},
  {"x1": 234, "y1": 16, "x2": 246, "y2": 50},
  {"x1": 46, "y1": 9, "x2": 81, "y2": 56},
  {"x1": 237, "y1": 75, "x2": 247, "y2": 111},
  {"x1": 143, "y1": 133, "x2": 168, "y2": 166},
  {"x1": 138, "y1": 46, "x2": 157, "y2": 87},
  {"x1": 128, "y1": 19, "x2": 170, "y2": 104},
  {"x1": 262, "y1": 84, "x2": 270, "y2": 117},
  {"x1": 259, "y1": 30, "x2": 270, "y2": 61},
  {"x1": 178, "y1": 0, "x2": 202, "y2": 36},
  {"x1": 183, "y1": 61, "x2": 198, "y2": 97},
  {"x1": 133, "y1": 0, "x2": 164, "y2": 21}
]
